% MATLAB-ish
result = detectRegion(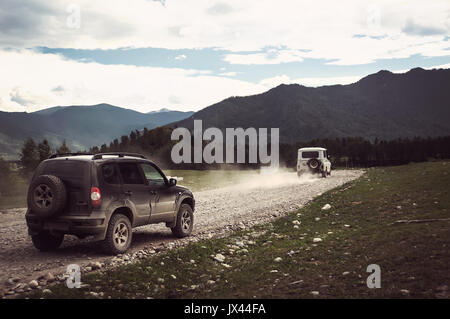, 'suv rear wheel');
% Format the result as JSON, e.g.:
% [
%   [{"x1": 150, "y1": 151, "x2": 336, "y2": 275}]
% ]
[
  {"x1": 101, "y1": 213, "x2": 132, "y2": 255},
  {"x1": 171, "y1": 204, "x2": 194, "y2": 238},
  {"x1": 31, "y1": 231, "x2": 64, "y2": 251}
]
